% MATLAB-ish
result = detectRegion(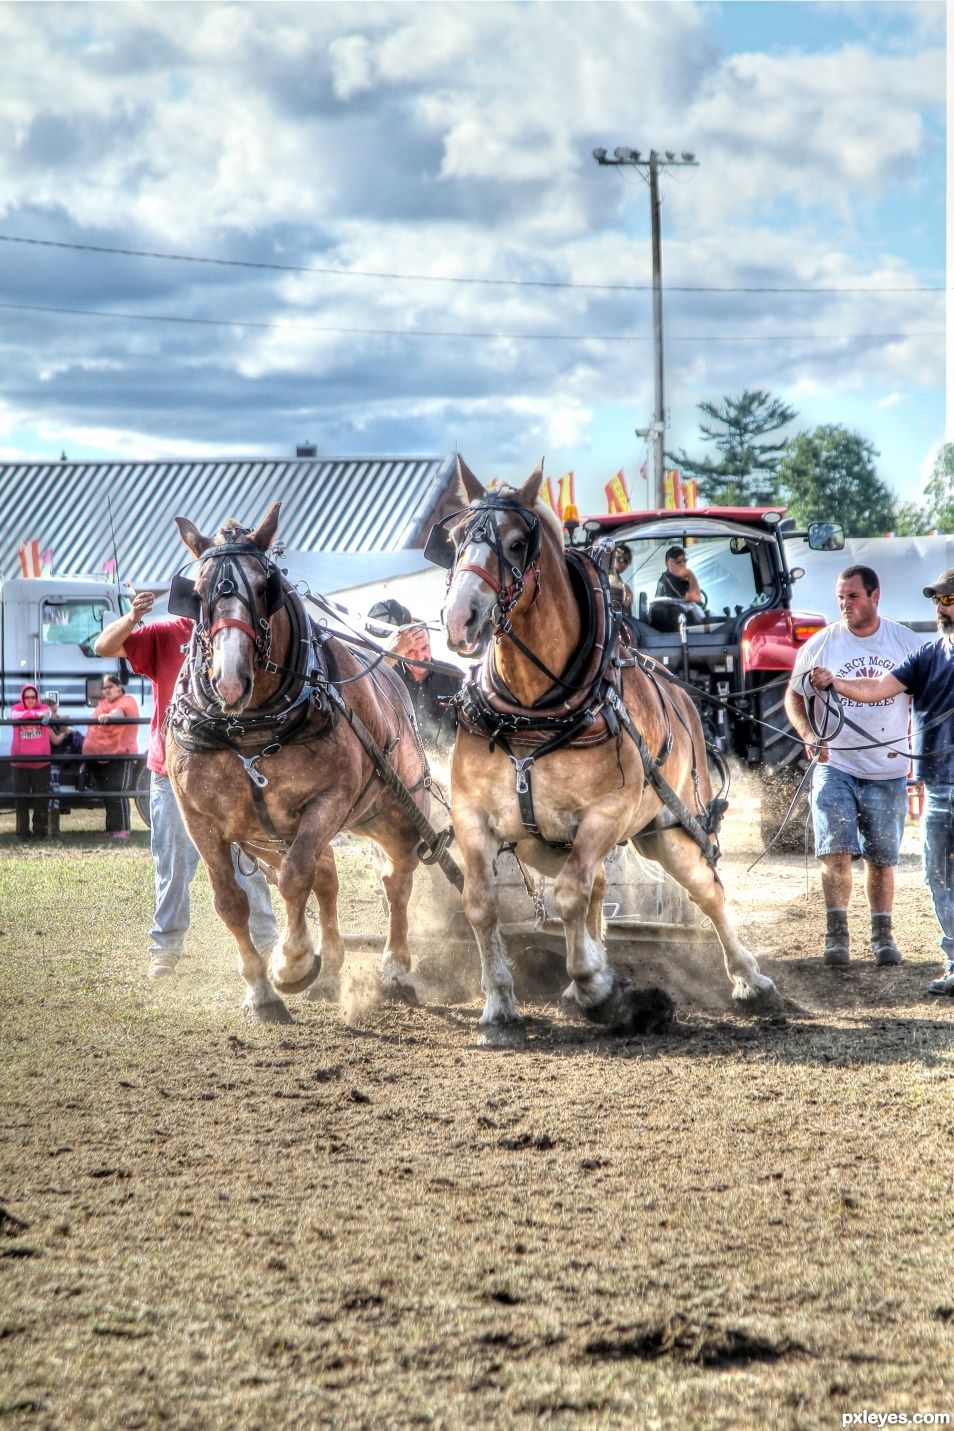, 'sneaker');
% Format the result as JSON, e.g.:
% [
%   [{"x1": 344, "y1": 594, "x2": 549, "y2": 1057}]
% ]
[
  {"x1": 111, "y1": 831, "x2": 130, "y2": 840},
  {"x1": 148, "y1": 952, "x2": 179, "y2": 980},
  {"x1": 927, "y1": 972, "x2": 954, "y2": 996},
  {"x1": 823, "y1": 937, "x2": 850, "y2": 967},
  {"x1": 871, "y1": 938, "x2": 903, "y2": 966}
]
